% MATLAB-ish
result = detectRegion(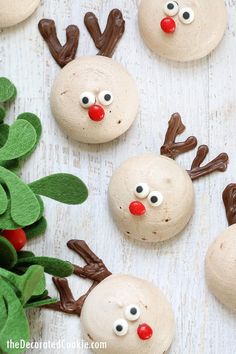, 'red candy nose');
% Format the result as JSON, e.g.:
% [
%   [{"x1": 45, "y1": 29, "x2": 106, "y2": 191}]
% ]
[
  {"x1": 160, "y1": 17, "x2": 176, "y2": 33},
  {"x1": 129, "y1": 201, "x2": 146, "y2": 216},
  {"x1": 88, "y1": 105, "x2": 105, "y2": 122},
  {"x1": 137, "y1": 323, "x2": 153, "y2": 341}
]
